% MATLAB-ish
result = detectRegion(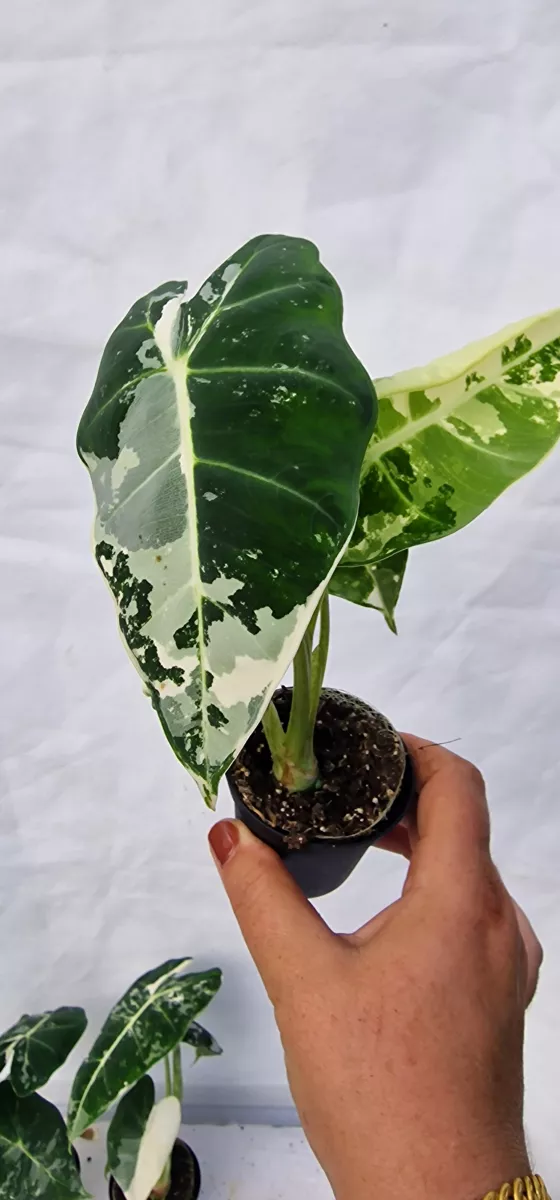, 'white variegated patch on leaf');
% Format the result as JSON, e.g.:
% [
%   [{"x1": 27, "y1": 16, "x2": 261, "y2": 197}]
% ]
[
  {"x1": 124, "y1": 1096, "x2": 181, "y2": 1200},
  {"x1": 78, "y1": 234, "x2": 376, "y2": 803},
  {"x1": 337, "y1": 309, "x2": 560, "y2": 577},
  {"x1": 107, "y1": 1076, "x2": 181, "y2": 1200}
]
